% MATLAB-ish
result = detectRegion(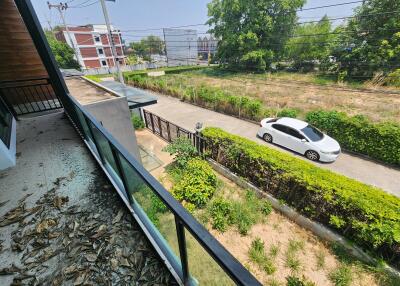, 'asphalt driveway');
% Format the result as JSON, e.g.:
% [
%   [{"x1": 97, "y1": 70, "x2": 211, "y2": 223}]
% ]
[{"x1": 144, "y1": 94, "x2": 400, "y2": 197}]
